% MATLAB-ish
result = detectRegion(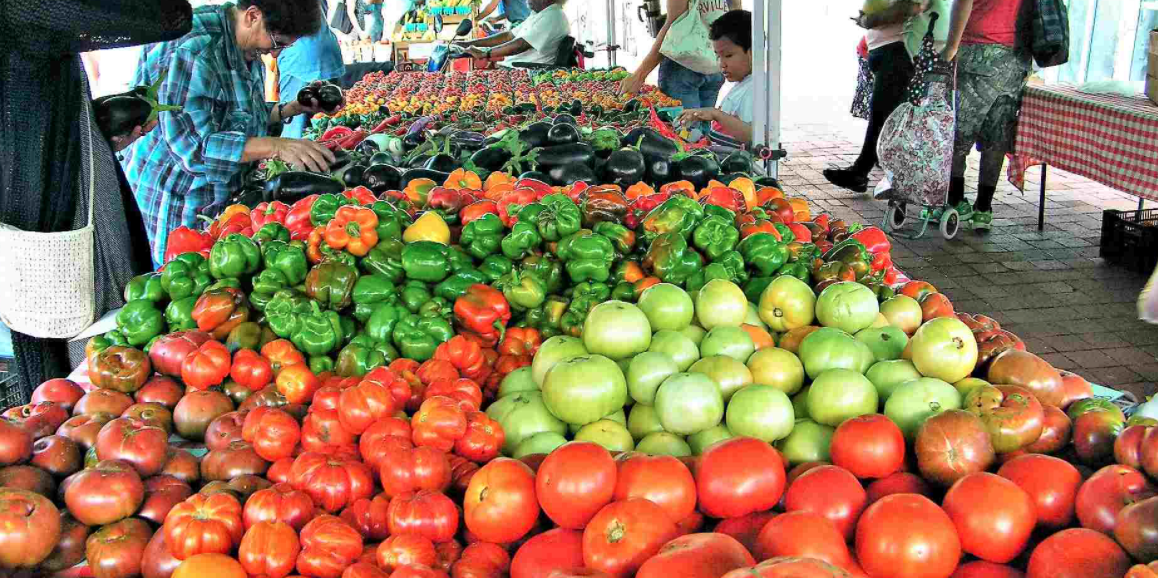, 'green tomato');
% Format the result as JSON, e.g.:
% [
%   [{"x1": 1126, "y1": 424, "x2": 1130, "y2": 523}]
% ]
[
  {"x1": 798, "y1": 327, "x2": 874, "y2": 379},
  {"x1": 815, "y1": 281, "x2": 879, "y2": 334},
  {"x1": 954, "y1": 377, "x2": 991, "y2": 399},
  {"x1": 758, "y1": 275, "x2": 816, "y2": 332},
  {"x1": 638, "y1": 283, "x2": 695, "y2": 331},
  {"x1": 855, "y1": 326, "x2": 909, "y2": 362},
  {"x1": 689, "y1": 356, "x2": 753, "y2": 403},
  {"x1": 513, "y1": 431, "x2": 568, "y2": 458},
  {"x1": 636, "y1": 432, "x2": 692, "y2": 457},
  {"x1": 569, "y1": 409, "x2": 626, "y2": 435},
  {"x1": 726, "y1": 385, "x2": 795, "y2": 442},
  {"x1": 865, "y1": 360, "x2": 923, "y2": 401},
  {"x1": 745, "y1": 302, "x2": 768, "y2": 331},
  {"x1": 627, "y1": 351, "x2": 680, "y2": 406},
  {"x1": 807, "y1": 368, "x2": 879, "y2": 427},
  {"x1": 654, "y1": 373, "x2": 725, "y2": 435},
  {"x1": 700, "y1": 326, "x2": 756, "y2": 363},
  {"x1": 696, "y1": 279, "x2": 747, "y2": 330},
  {"x1": 884, "y1": 377, "x2": 962, "y2": 440},
  {"x1": 774, "y1": 419, "x2": 835, "y2": 465},
  {"x1": 627, "y1": 403, "x2": 665, "y2": 441},
  {"x1": 648, "y1": 330, "x2": 700, "y2": 371},
  {"x1": 532, "y1": 336, "x2": 588, "y2": 386},
  {"x1": 746, "y1": 347, "x2": 805, "y2": 395},
  {"x1": 485, "y1": 391, "x2": 567, "y2": 456},
  {"x1": 583, "y1": 301, "x2": 652, "y2": 360},
  {"x1": 909, "y1": 317, "x2": 978, "y2": 384},
  {"x1": 687, "y1": 424, "x2": 733, "y2": 455},
  {"x1": 542, "y1": 355, "x2": 628, "y2": 426},
  {"x1": 498, "y1": 367, "x2": 539, "y2": 398},
  {"x1": 574, "y1": 419, "x2": 636, "y2": 452},
  {"x1": 792, "y1": 386, "x2": 811, "y2": 420},
  {"x1": 880, "y1": 295, "x2": 923, "y2": 335},
  {"x1": 678, "y1": 325, "x2": 707, "y2": 347}
]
